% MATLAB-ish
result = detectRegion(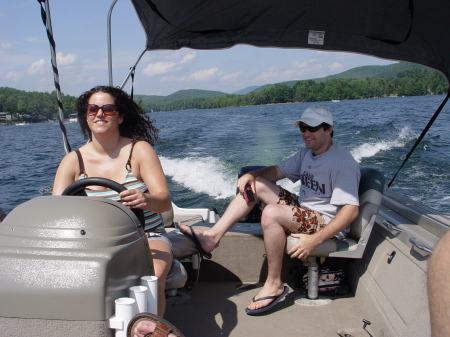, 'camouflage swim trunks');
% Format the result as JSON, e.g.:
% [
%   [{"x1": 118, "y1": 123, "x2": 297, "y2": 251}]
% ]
[{"x1": 277, "y1": 187, "x2": 327, "y2": 235}]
